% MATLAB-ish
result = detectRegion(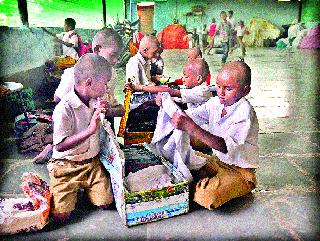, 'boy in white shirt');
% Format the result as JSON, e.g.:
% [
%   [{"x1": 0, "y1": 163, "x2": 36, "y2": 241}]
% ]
[
  {"x1": 49, "y1": 54, "x2": 113, "y2": 222},
  {"x1": 33, "y1": 28, "x2": 124, "y2": 163},
  {"x1": 51, "y1": 18, "x2": 79, "y2": 69},
  {"x1": 172, "y1": 61, "x2": 258, "y2": 210},
  {"x1": 126, "y1": 35, "x2": 160, "y2": 86},
  {"x1": 124, "y1": 58, "x2": 212, "y2": 110}
]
